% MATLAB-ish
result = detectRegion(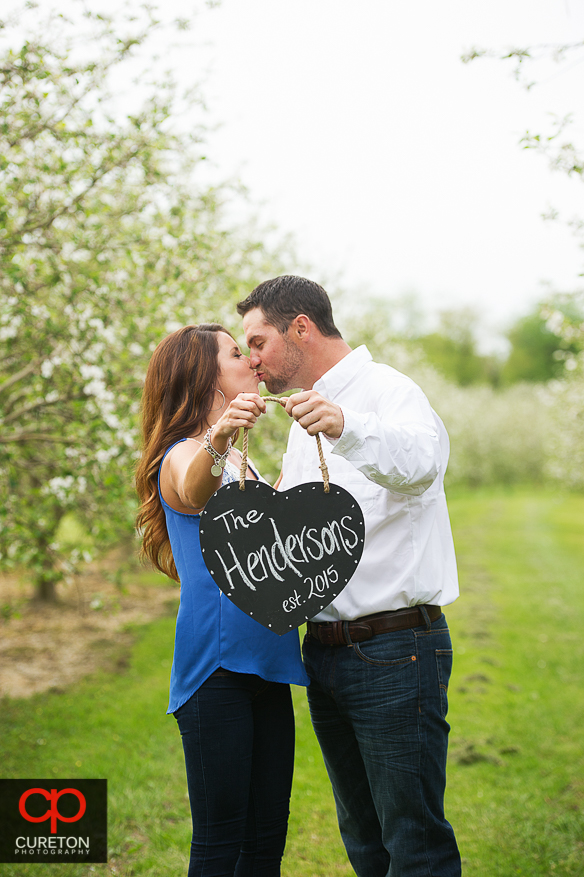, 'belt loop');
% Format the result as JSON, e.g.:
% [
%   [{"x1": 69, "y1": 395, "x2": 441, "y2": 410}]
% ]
[
  {"x1": 419, "y1": 605, "x2": 432, "y2": 631},
  {"x1": 342, "y1": 621, "x2": 353, "y2": 646}
]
